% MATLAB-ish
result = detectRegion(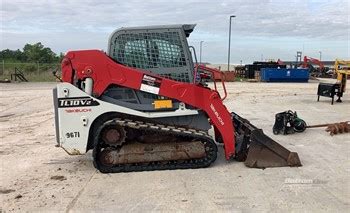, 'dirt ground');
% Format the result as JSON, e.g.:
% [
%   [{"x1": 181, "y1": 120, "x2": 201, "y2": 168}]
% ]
[{"x1": 0, "y1": 80, "x2": 349, "y2": 212}]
